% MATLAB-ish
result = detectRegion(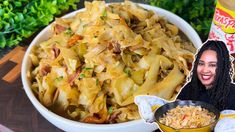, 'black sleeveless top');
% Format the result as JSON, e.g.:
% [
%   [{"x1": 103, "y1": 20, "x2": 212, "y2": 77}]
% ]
[{"x1": 177, "y1": 83, "x2": 235, "y2": 110}]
